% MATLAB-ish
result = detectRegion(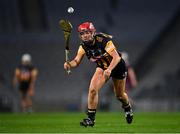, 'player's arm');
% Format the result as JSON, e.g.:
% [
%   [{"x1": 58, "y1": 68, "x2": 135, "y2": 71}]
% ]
[
  {"x1": 31, "y1": 68, "x2": 38, "y2": 84},
  {"x1": 29, "y1": 68, "x2": 38, "y2": 92},
  {"x1": 105, "y1": 41, "x2": 121, "y2": 71},
  {"x1": 128, "y1": 67, "x2": 138, "y2": 87},
  {"x1": 29, "y1": 68, "x2": 38, "y2": 96},
  {"x1": 64, "y1": 45, "x2": 85, "y2": 69}
]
